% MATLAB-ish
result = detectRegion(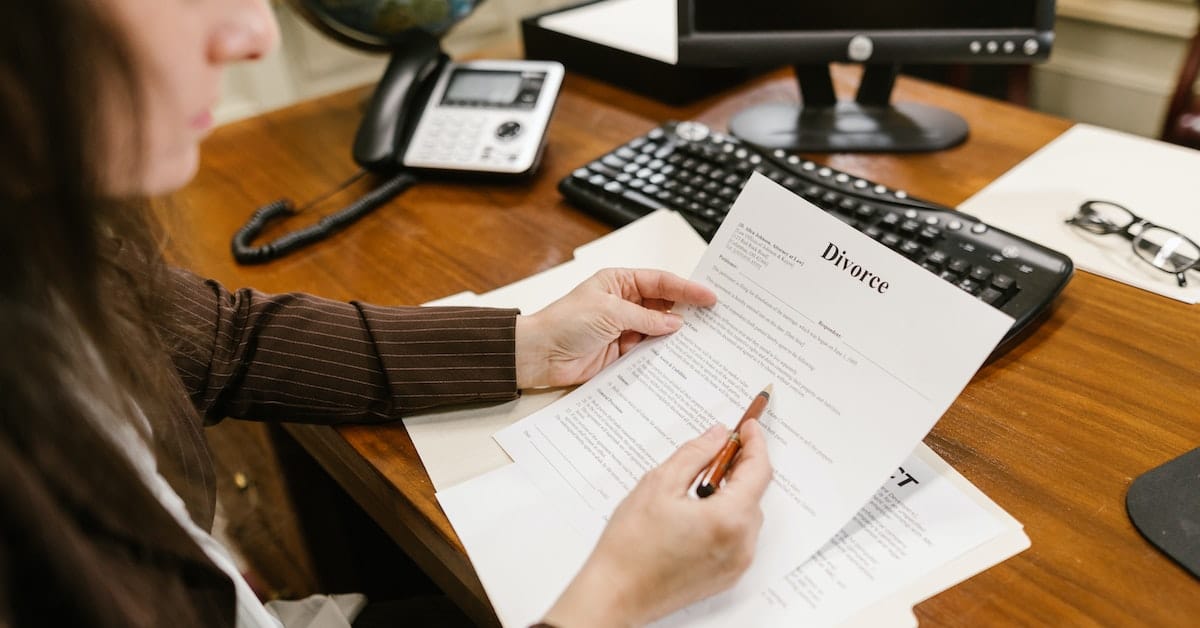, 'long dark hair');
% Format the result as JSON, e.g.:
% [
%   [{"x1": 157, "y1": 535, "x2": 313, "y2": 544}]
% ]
[{"x1": 0, "y1": 2, "x2": 229, "y2": 625}]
